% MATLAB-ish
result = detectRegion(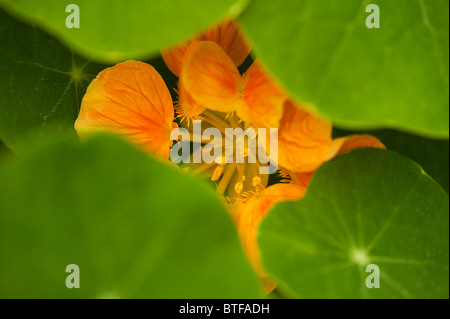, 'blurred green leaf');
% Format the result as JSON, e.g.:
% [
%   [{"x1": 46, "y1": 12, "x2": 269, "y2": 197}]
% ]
[
  {"x1": 240, "y1": 0, "x2": 449, "y2": 138},
  {"x1": 0, "y1": 138, "x2": 14, "y2": 164},
  {"x1": 259, "y1": 148, "x2": 449, "y2": 298},
  {"x1": 0, "y1": 135, "x2": 263, "y2": 298},
  {"x1": 333, "y1": 128, "x2": 449, "y2": 193},
  {"x1": 1, "y1": 0, "x2": 247, "y2": 63},
  {"x1": 0, "y1": 9, "x2": 108, "y2": 155}
]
